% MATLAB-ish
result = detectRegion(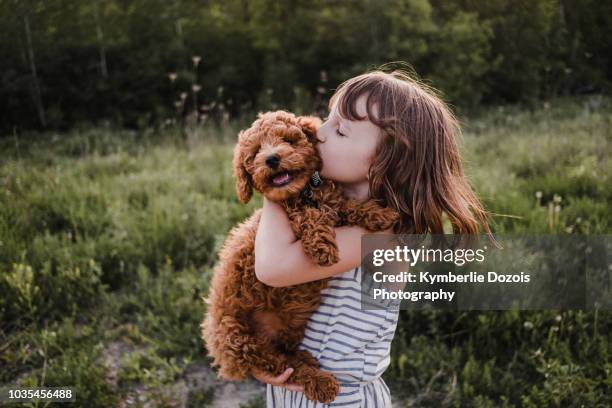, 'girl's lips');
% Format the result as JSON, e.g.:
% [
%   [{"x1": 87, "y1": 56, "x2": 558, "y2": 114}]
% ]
[{"x1": 272, "y1": 172, "x2": 293, "y2": 186}]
